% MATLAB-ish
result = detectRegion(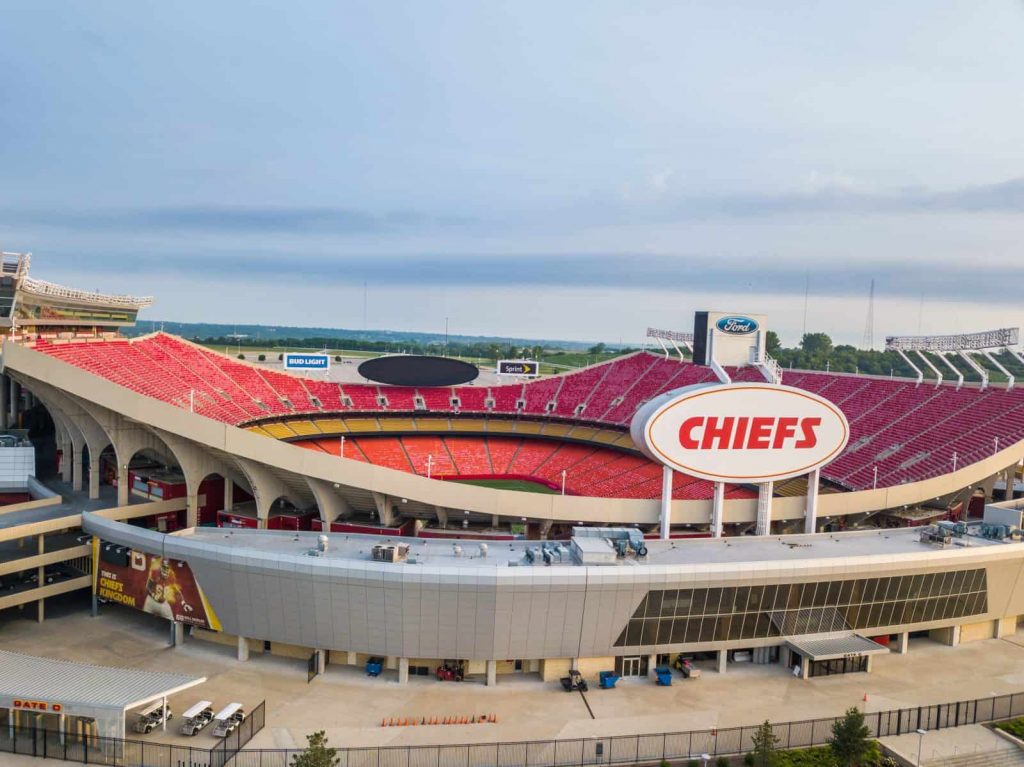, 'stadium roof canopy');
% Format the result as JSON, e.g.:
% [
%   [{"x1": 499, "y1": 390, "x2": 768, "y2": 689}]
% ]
[
  {"x1": 784, "y1": 632, "x2": 890, "y2": 661},
  {"x1": 0, "y1": 650, "x2": 205, "y2": 738}
]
